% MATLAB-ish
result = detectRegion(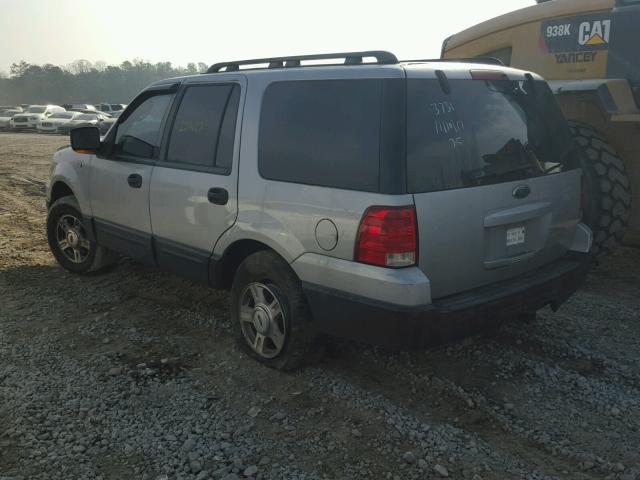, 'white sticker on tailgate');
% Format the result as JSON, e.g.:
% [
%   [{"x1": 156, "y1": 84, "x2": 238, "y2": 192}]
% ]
[{"x1": 506, "y1": 226, "x2": 526, "y2": 246}]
